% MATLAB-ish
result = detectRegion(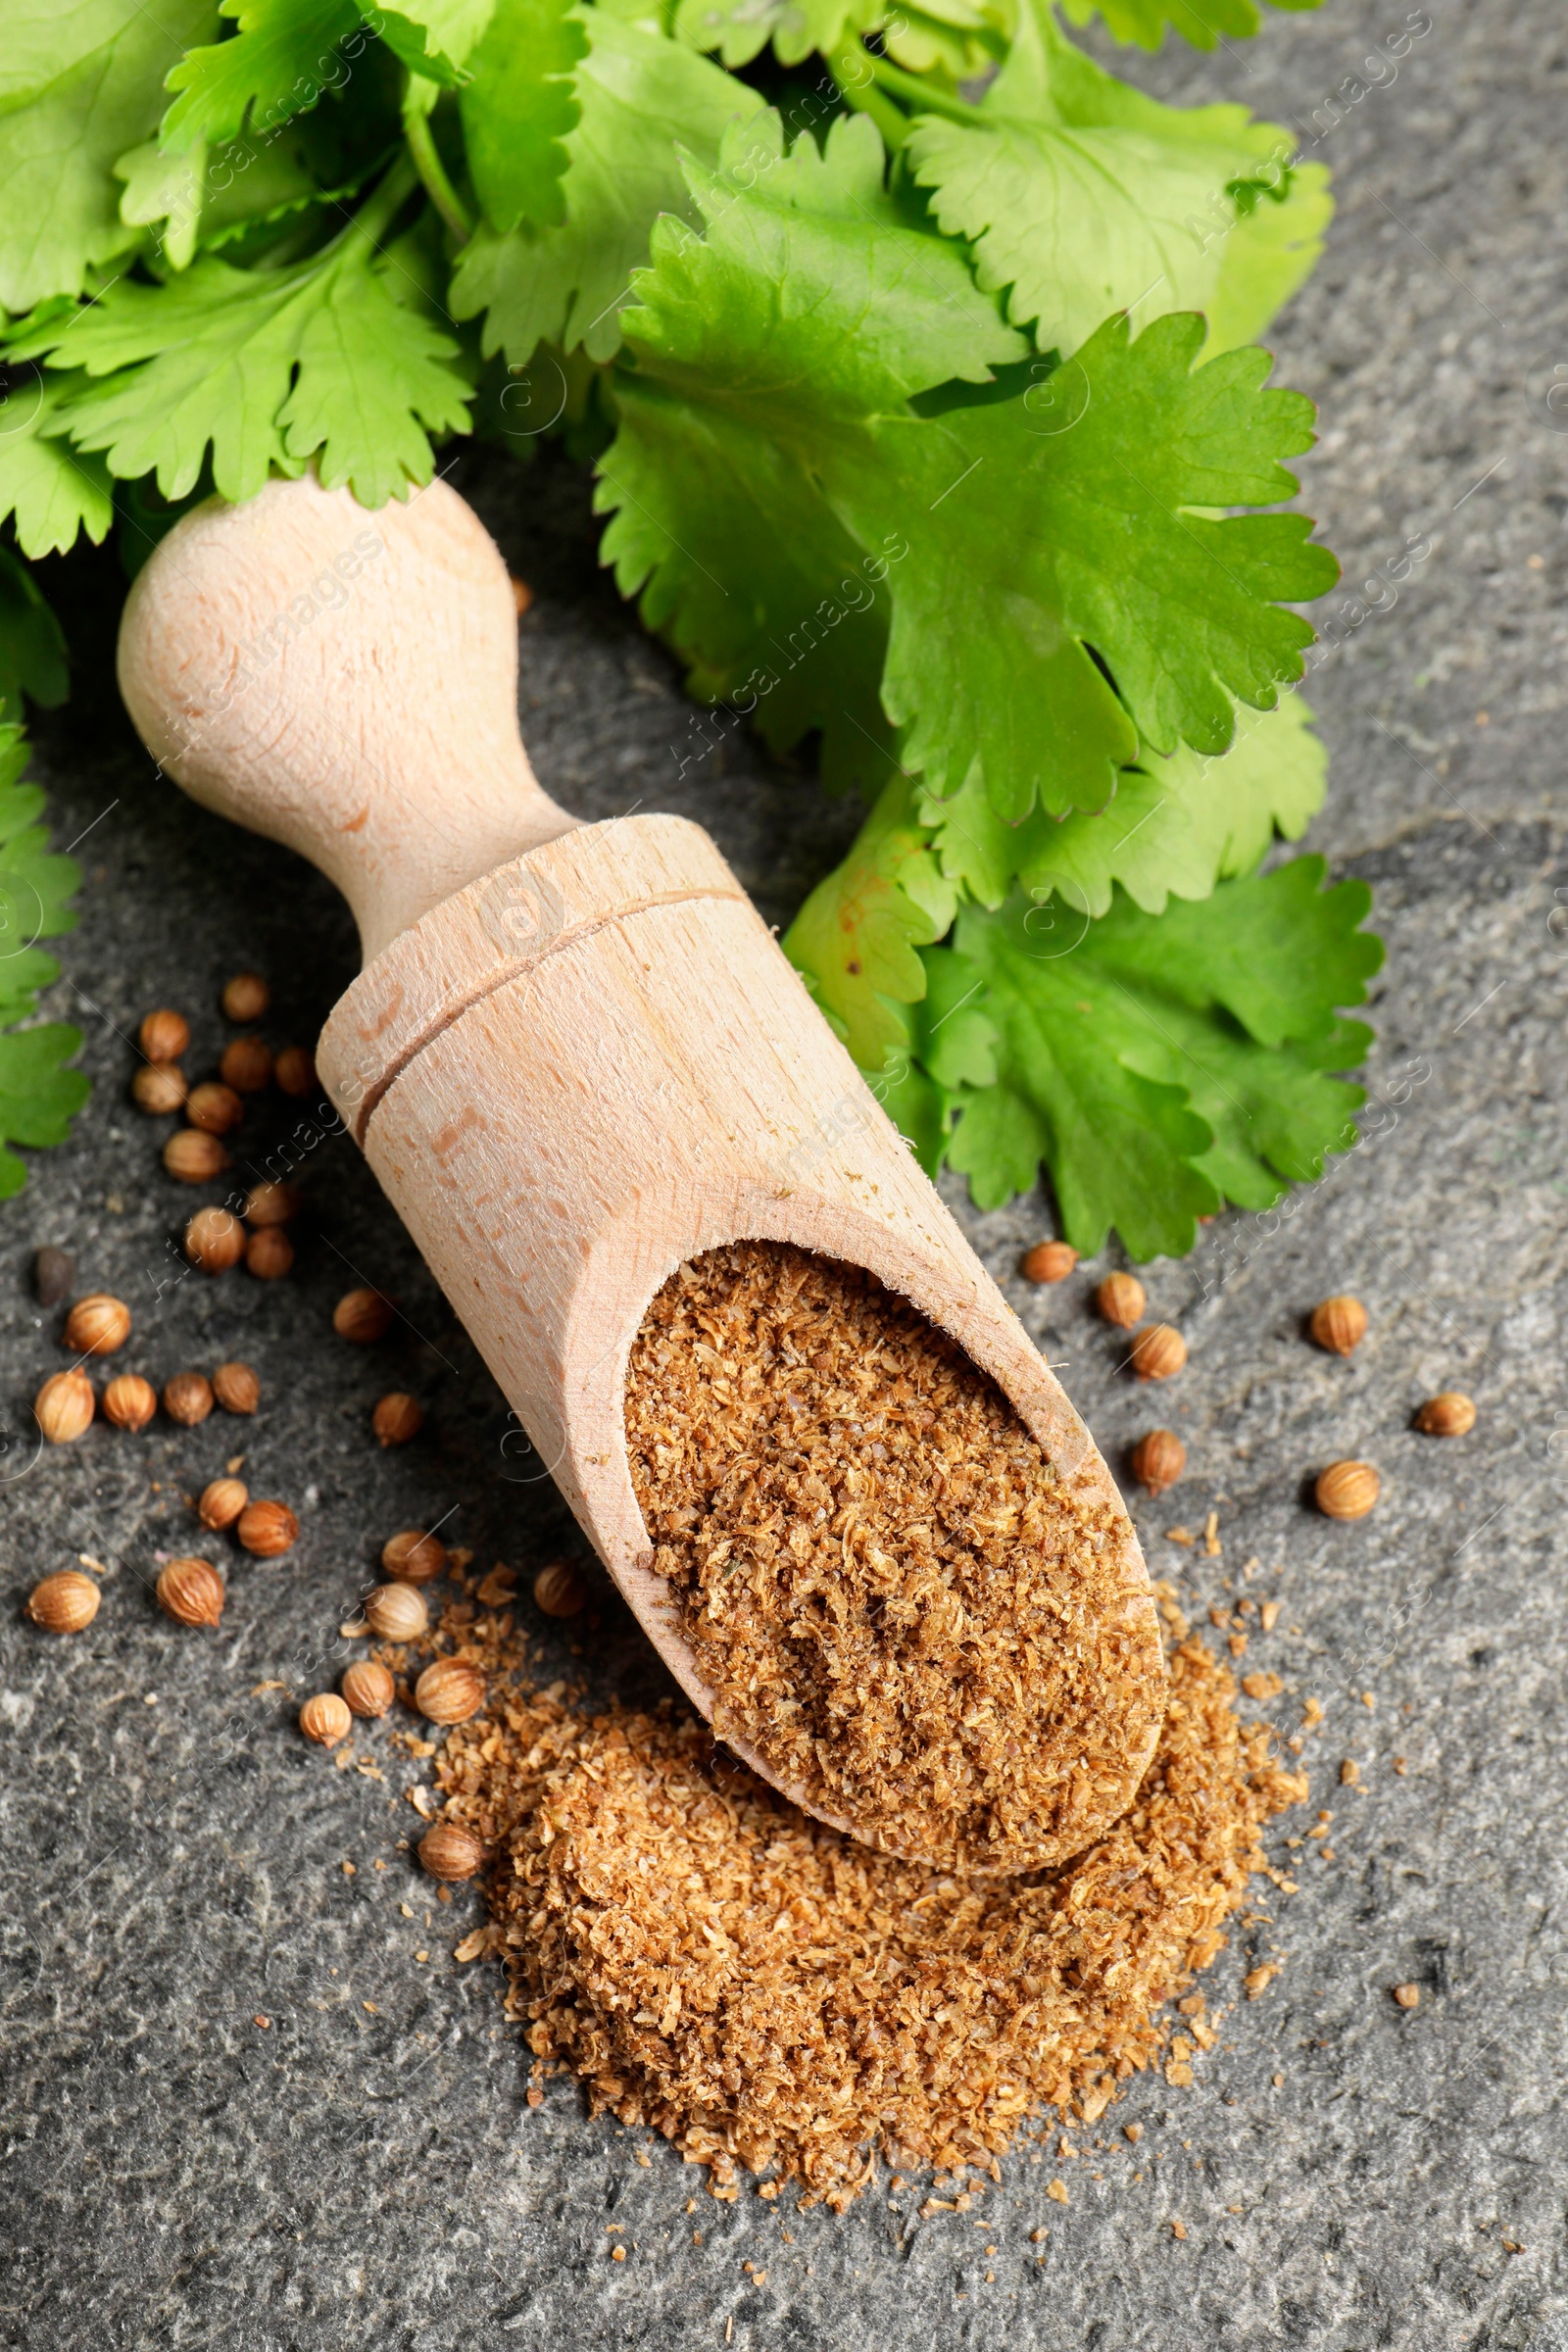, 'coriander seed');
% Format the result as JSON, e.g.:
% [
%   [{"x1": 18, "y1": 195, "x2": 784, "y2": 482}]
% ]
[
  {"x1": 32, "y1": 1245, "x2": 74, "y2": 1306},
  {"x1": 139, "y1": 1008, "x2": 189, "y2": 1062},
  {"x1": 1392, "y1": 1982, "x2": 1421, "y2": 2010},
  {"x1": 1096, "y1": 1272, "x2": 1146, "y2": 1328},
  {"x1": 26, "y1": 1568, "x2": 100, "y2": 1633},
  {"x1": 333, "y1": 1287, "x2": 394, "y2": 1344},
  {"x1": 163, "y1": 1371, "x2": 215, "y2": 1427},
  {"x1": 300, "y1": 1691, "x2": 352, "y2": 1747},
  {"x1": 1316, "y1": 1460, "x2": 1380, "y2": 1519},
  {"x1": 342, "y1": 1660, "x2": 395, "y2": 1717},
  {"x1": 102, "y1": 1373, "x2": 157, "y2": 1433},
  {"x1": 244, "y1": 1180, "x2": 301, "y2": 1226},
  {"x1": 1130, "y1": 1429, "x2": 1186, "y2": 1497},
  {"x1": 35, "y1": 1369, "x2": 94, "y2": 1444},
  {"x1": 415, "y1": 1658, "x2": 486, "y2": 1725},
  {"x1": 184, "y1": 1206, "x2": 245, "y2": 1274},
  {"x1": 198, "y1": 1476, "x2": 248, "y2": 1531},
  {"x1": 237, "y1": 1499, "x2": 298, "y2": 1557},
  {"x1": 1309, "y1": 1295, "x2": 1368, "y2": 1356},
  {"x1": 164, "y1": 1128, "x2": 228, "y2": 1183},
  {"x1": 1414, "y1": 1392, "x2": 1476, "y2": 1437},
  {"x1": 63, "y1": 1294, "x2": 131, "y2": 1356},
  {"x1": 382, "y1": 1529, "x2": 446, "y2": 1583},
  {"x1": 245, "y1": 1227, "x2": 294, "y2": 1280},
  {"x1": 534, "y1": 1560, "x2": 587, "y2": 1618},
  {"x1": 372, "y1": 1392, "x2": 421, "y2": 1446},
  {"x1": 185, "y1": 1080, "x2": 244, "y2": 1136},
  {"x1": 1130, "y1": 1324, "x2": 1187, "y2": 1382},
  {"x1": 220, "y1": 1036, "x2": 272, "y2": 1093},
  {"x1": 1021, "y1": 1241, "x2": 1077, "y2": 1284},
  {"x1": 364, "y1": 1582, "x2": 428, "y2": 1641},
  {"x1": 417, "y1": 1822, "x2": 483, "y2": 1882},
  {"x1": 273, "y1": 1045, "x2": 315, "y2": 1097},
  {"x1": 156, "y1": 1556, "x2": 224, "y2": 1629},
  {"x1": 213, "y1": 1361, "x2": 260, "y2": 1415},
  {"x1": 221, "y1": 972, "x2": 270, "y2": 1022},
  {"x1": 132, "y1": 1062, "x2": 187, "y2": 1115}
]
